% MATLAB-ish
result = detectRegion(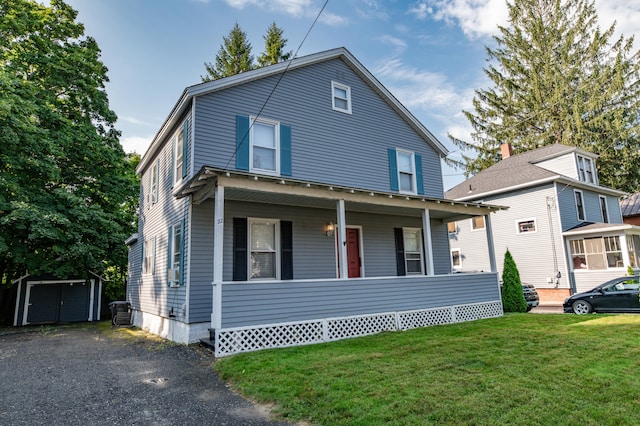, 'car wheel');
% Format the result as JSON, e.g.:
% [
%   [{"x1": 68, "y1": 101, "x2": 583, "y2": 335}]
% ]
[{"x1": 572, "y1": 300, "x2": 592, "y2": 315}]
